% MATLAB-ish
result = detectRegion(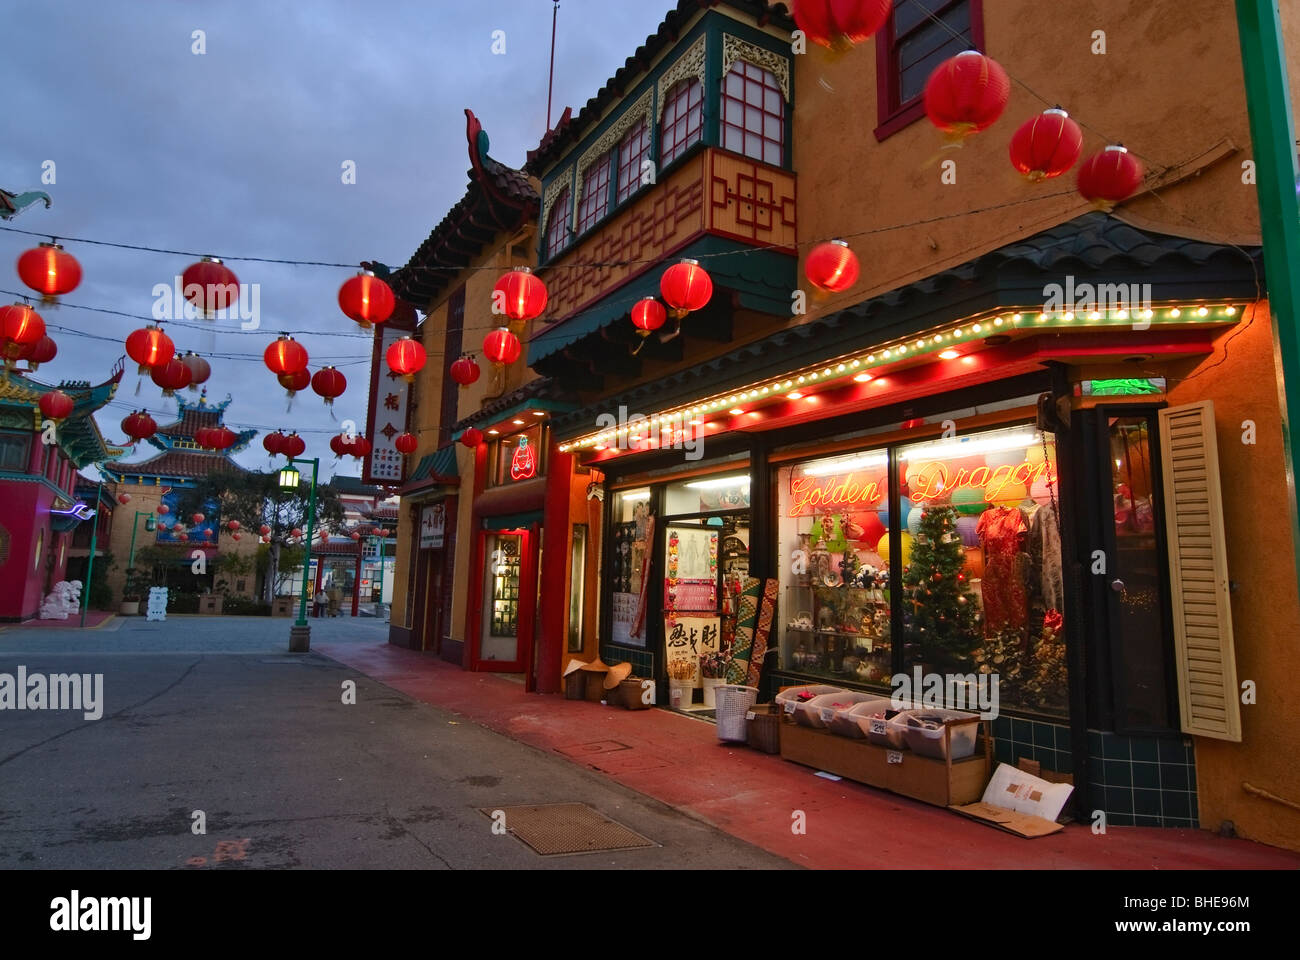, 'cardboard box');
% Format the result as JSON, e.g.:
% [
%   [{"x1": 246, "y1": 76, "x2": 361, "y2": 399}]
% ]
[{"x1": 779, "y1": 718, "x2": 990, "y2": 807}]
